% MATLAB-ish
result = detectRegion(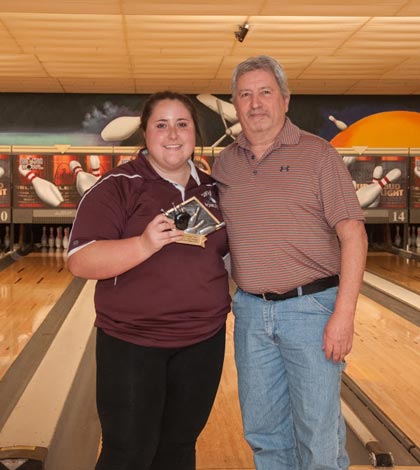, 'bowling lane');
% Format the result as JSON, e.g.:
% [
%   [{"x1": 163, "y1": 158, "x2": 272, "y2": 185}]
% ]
[
  {"x1": 0, "y1": 251, "x2": 73, "y2": 379},
  {"x1": 347, "y1": 293, "x2": 420, "y2": 449},
  {"x1": 366, "y1": 251, "x2": 420, "y2": 295}
]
